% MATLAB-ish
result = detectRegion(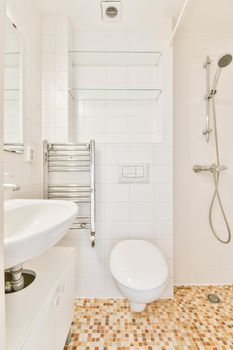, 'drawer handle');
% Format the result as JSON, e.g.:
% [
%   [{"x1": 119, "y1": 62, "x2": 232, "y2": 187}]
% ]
[
  {"x1": 57, "y1": 283, "x2": 65, "y2": 294},
  {"x1": 51, "y1": 294, "x2": 60, "y2": 306}
]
